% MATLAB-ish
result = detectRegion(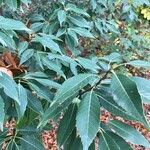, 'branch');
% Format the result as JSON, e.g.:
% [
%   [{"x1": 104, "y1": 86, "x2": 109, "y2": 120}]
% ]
[{"x1": 79, "y1": 70, "x2": 110, "y2": 97}]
